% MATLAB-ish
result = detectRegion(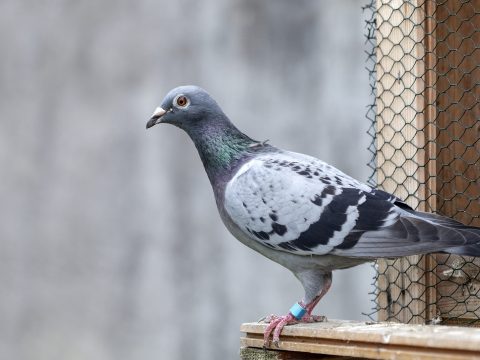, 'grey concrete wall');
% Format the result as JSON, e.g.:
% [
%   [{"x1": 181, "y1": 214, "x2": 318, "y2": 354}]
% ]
[{"x1": 0, "y1": 1, "x2": 373, "y2": 359}]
